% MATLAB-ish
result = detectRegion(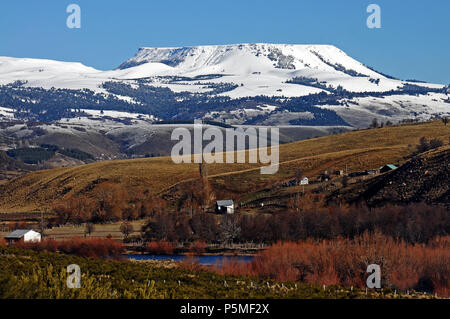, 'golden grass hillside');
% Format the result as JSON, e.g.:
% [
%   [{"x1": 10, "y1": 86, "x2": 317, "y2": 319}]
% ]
[{"x1": 0, "y1": 120, "x2": 448, "y2": 212}]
